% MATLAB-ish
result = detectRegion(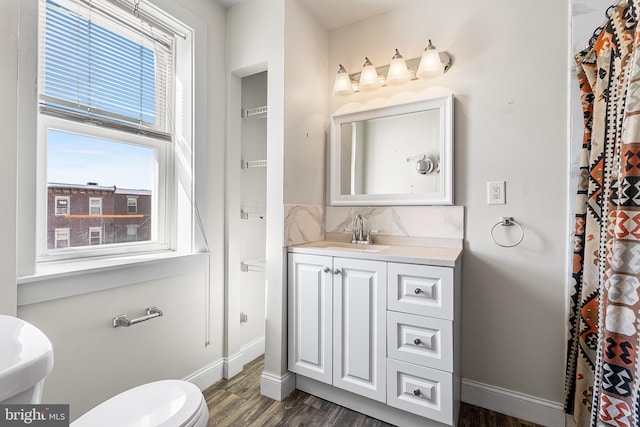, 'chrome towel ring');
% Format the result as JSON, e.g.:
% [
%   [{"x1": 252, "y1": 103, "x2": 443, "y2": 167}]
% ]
[{"x1": 490, "y1": 217, "x2": 524, "y2": 248}]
